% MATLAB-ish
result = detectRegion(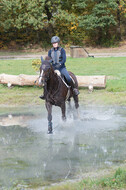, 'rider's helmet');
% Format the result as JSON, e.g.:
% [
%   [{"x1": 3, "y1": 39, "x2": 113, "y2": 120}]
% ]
[{"x1": 51, "y1": 36, "x2": 60, "y2": 44}]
